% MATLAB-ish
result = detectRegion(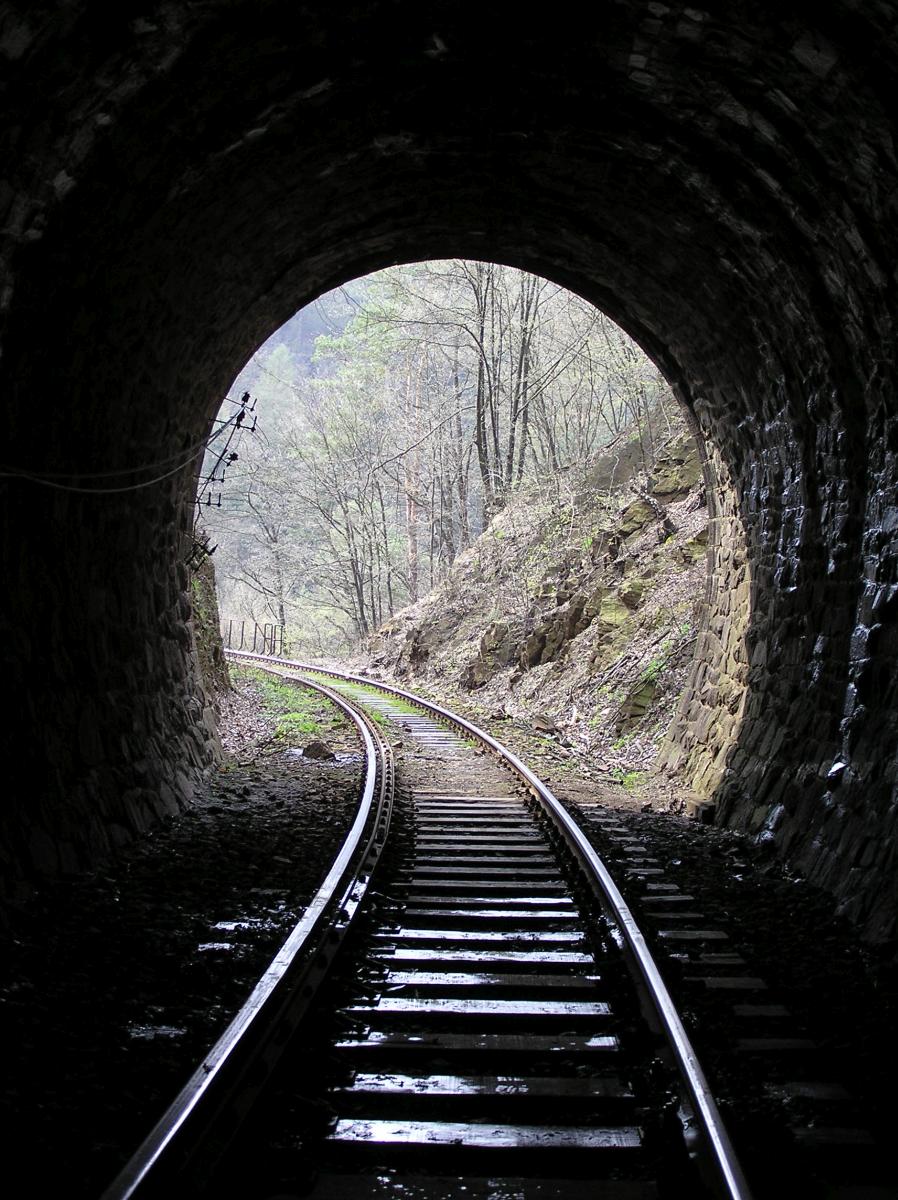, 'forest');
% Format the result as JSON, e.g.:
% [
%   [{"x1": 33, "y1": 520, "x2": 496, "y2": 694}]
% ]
[{"x1": 197, "y1": 260, "x2": 677, "y2": 653}]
